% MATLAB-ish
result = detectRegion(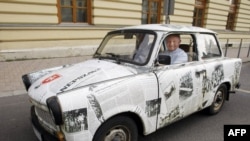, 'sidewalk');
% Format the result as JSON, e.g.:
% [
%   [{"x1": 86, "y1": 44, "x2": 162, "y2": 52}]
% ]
[
  {"x1": 0, "y1": 48, "x2": 249, "y2": 98},
  {"x1": 0, "y1": 56, "x2": 91, "y2": 97}
]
